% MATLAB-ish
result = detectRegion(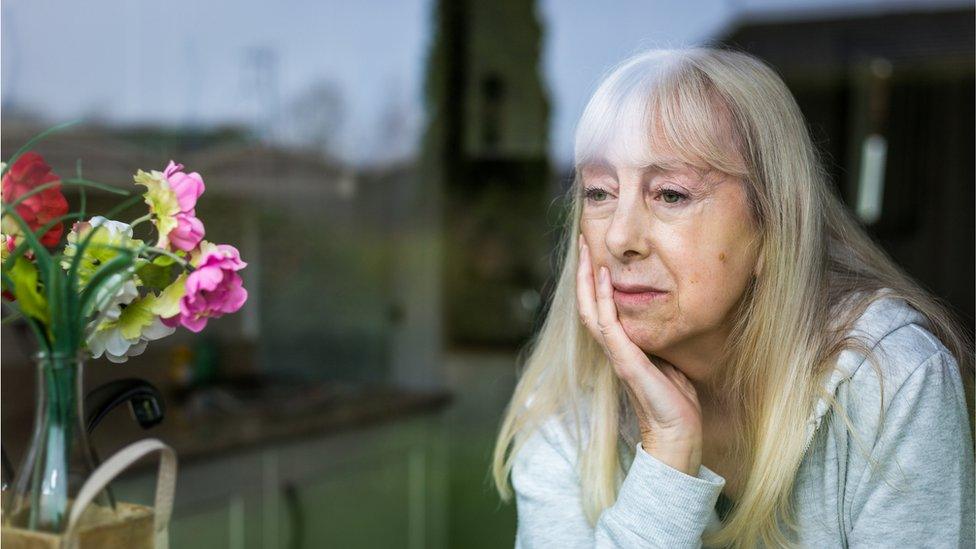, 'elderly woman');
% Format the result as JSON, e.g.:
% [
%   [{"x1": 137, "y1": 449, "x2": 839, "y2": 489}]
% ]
[{"x1": 491, "y1": 47, "x2": 974, "y2": 548}]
